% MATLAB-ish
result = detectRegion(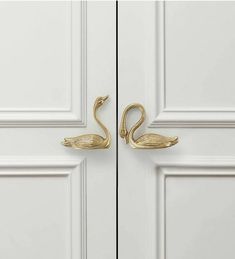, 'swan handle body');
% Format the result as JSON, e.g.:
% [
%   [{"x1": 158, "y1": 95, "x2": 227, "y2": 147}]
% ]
[
  {"x1": 62, "y1": 95, "x2": 111, "y2": 149},
  {"x1": 119, "y1": 103, "x2": 178, "y2": 149}
]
